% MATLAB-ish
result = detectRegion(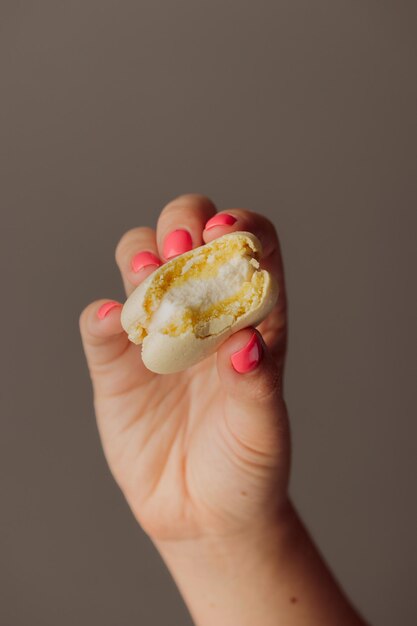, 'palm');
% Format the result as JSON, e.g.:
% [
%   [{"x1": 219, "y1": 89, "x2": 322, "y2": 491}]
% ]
[{"x1": 93, "y1": 323, "x2": 281, "y2": 542}]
